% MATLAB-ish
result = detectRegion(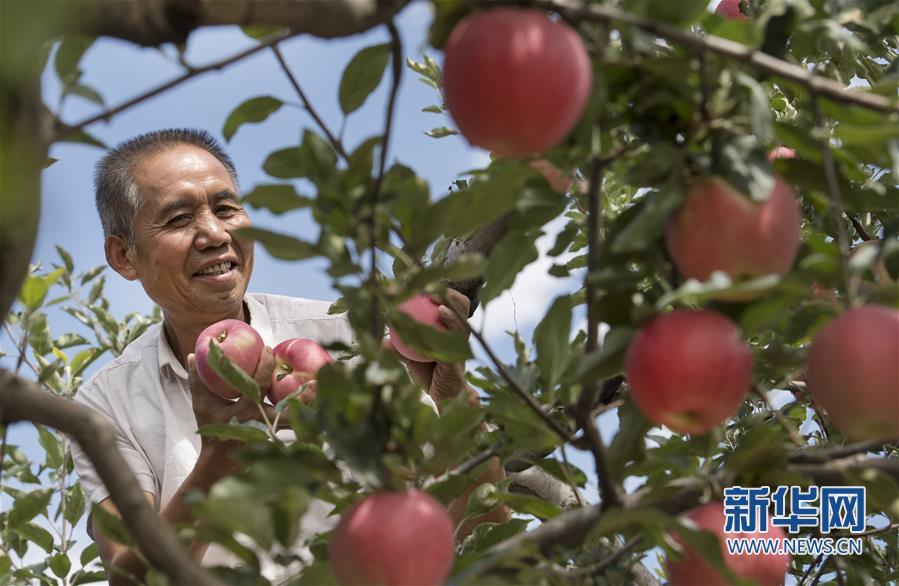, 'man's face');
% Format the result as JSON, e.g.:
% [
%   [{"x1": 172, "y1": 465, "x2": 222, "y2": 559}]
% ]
[{"x1": 125, "y1": 144, "x2": 254, "y2": 323}]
